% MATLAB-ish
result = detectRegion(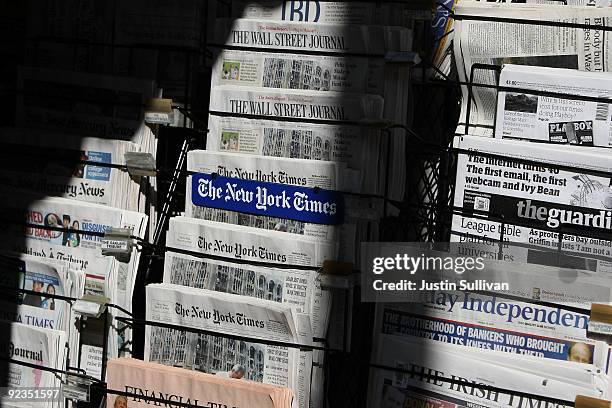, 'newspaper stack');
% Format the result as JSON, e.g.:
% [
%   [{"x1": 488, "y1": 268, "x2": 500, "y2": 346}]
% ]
[
  {"x1": 366, "y1": 250, "x2": 612, "y2": 405},
  {"x1": 144, "y1": 283, "x2": 311, "y2": 408},
  {"x1": 209, "y1": 14, "x2": 413, "y2": 201},
  {"x1": 107, "y1": 358, "x2": 294, "y2": 408},
  {"x1": 0, "y1": 320, "x2": 67, "y2": 408},
  {"x1": 0, "y1": 194, "x2": 148, "y2": 376},
  {"x1": 0, "y1": 127, "x2": 144, "y2": 212},
  {"x1": 453, "y1": 3, "x2": 612, "y2": 136}
]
